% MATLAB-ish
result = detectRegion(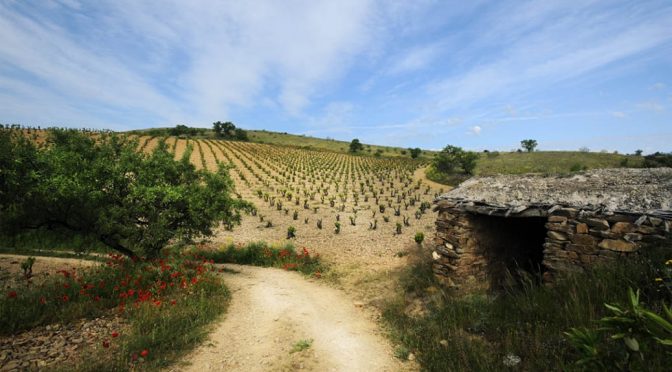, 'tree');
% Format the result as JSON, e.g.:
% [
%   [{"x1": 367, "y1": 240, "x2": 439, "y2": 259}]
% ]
[
  {"x1": 459, "y1": 151, "x2": 479, "y2": 175},
  {"x1": 409, "y1": 148, "x2": 422, "y2": 159},
  {"x1": 433, "y1": 145, "x2": 479, "y2": 175},
  {"x1": 0, "y1": 129, "x2": 251, "y2": 259},
  {"x1": 635, "y1": 149, "x2": 643, "y2": 156},
  {"x1": 234, "y1": 128, "x2": 249, "y2": 141},
  {"x1": 213, "y1": 121, "x2": 236, "y2": 138},
  {"x1": 520, "y1": 139, "x2": 538, "y2": 152},
  {"x1": 434, "y1": 145, "x2": 463, "y2": 173},
  {"x1": 349, "y1": 138, "x2": 363, "y2": 153}
]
